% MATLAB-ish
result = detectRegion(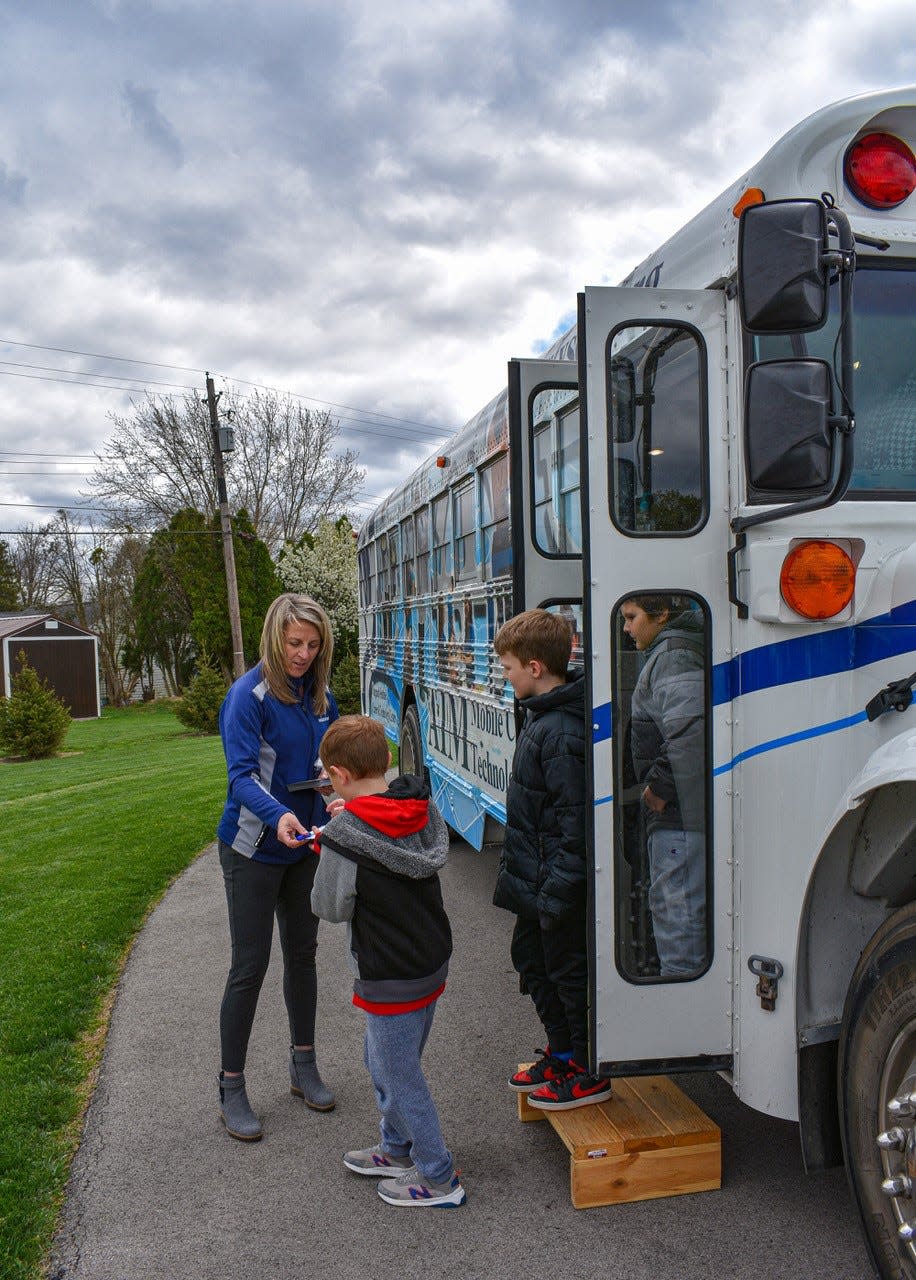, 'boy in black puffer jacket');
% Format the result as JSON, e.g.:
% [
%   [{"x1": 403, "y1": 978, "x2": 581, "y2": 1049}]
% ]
[{"x1": 493, "y1": 609, "x2": 611, "y2": 1111}]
